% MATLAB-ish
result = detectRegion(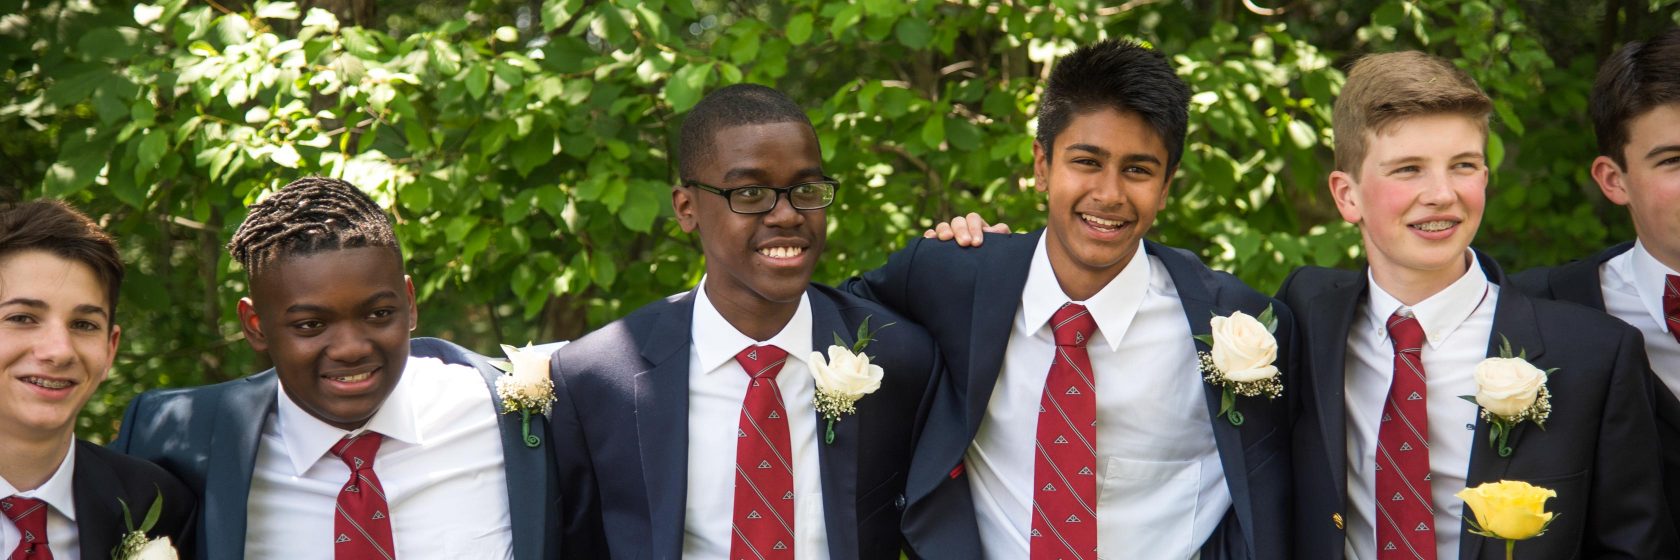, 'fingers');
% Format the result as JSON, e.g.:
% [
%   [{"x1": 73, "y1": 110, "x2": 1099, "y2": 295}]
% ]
[
  {"x1": 924, "y1": 221, "x2": 957, "y2": 241},
  {"x1": 984, "y1": 222, "x2": 1012, "y2": 234}
]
